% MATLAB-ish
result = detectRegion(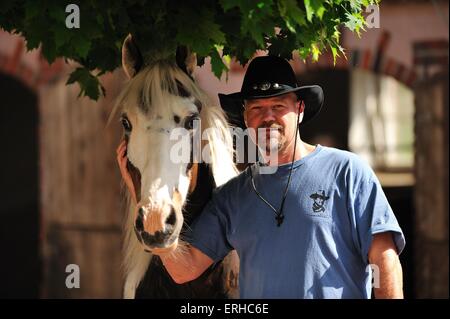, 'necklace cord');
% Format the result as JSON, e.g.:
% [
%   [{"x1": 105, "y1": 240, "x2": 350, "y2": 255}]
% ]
[{"x1": 250, "y1": 103, "x2": 302, "y2": 226}]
